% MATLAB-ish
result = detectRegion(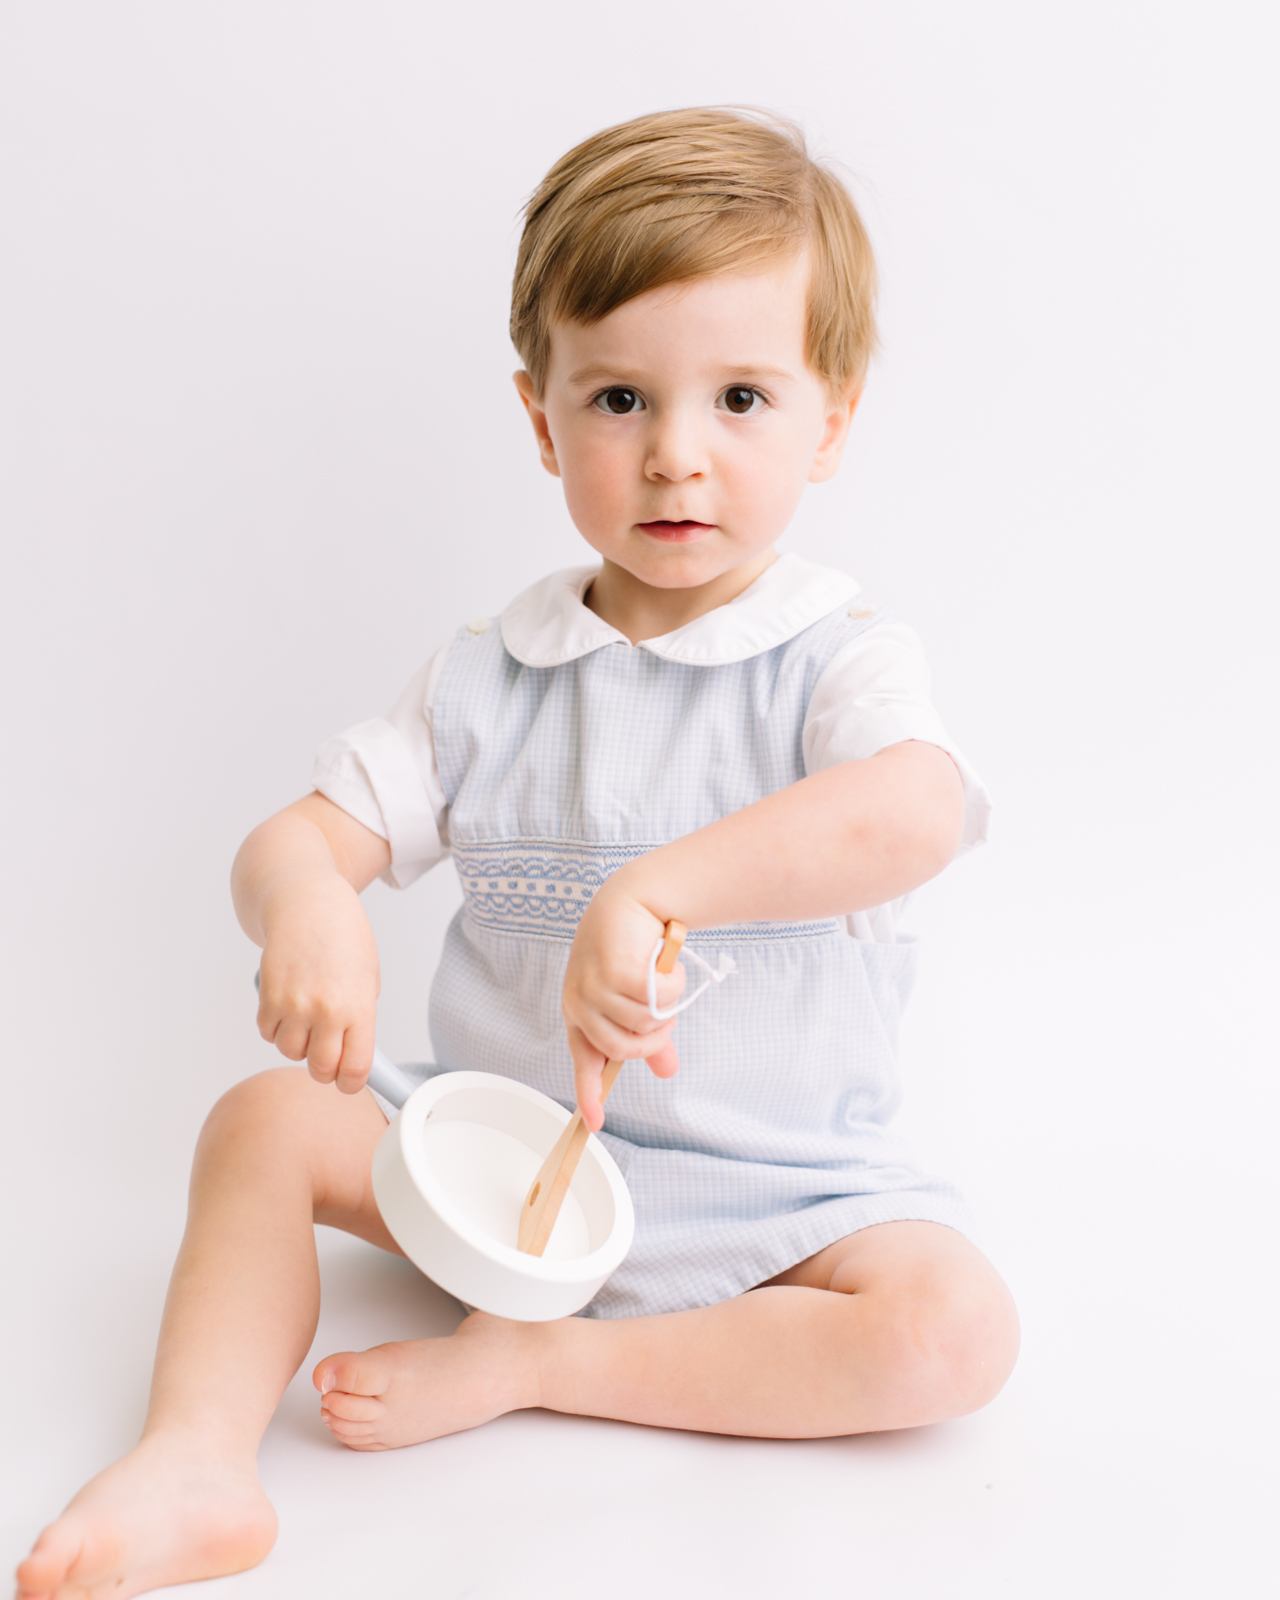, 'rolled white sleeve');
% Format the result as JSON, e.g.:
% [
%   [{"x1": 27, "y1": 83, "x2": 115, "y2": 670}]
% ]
[
  {"x1": 311, "y1": 641, "x2": 454, "y2": 888},
  {"x1": 804, "y1": 621, "x2": 992, "y2": 855}
]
